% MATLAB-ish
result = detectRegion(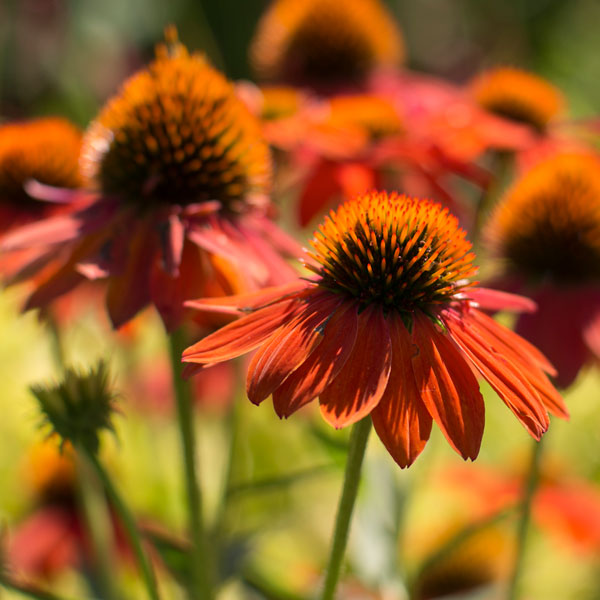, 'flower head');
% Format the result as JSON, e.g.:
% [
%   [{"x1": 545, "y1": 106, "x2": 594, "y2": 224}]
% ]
[
  {"x1": 82, "y1": 28, "x2": 270, "y2": 209},
  {"x1": 470, "y1": 67, "x2": 564, "y2": 132},
  {"x1": 0, "y1": 29, "x2": 300, "y2": 330},
  {"x1": 250, "y1": 0, "x2": 404, "y2": 89},
  {"x1": 32, "y1": 361, "x2": 117, "y2": 454},
  {"x1": 184, "y1": 191, "x2": 566, "y2": 467},
  {"x1": 486, "y1": 152, "x2": 600, "y2": 386}
]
